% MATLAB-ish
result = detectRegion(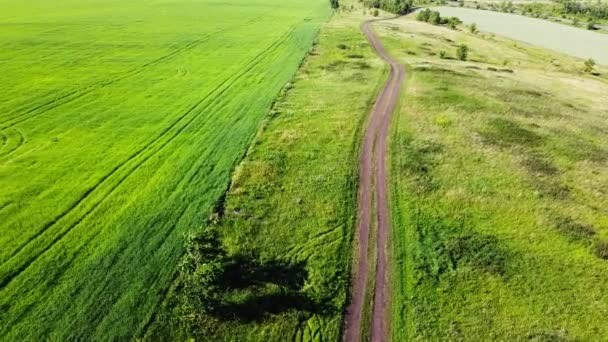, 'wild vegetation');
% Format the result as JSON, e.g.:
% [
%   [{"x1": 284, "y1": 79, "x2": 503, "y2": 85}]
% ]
[
  {"x1": 0, "y1": 0, "x2": 331, "y2": 340},
  {"x1": 431, "y1": 6, "x2": 608, "y2": 65},
  {"x1": 376, "y1": 16, "x2": 608, "y2": 340},
  {"x1": 416, "y1": 8, "x2": 463, "y2": 29},
  {"x1": 363, "y1": 0, "x2": 414, "y2": 14},
  {"x1": 3, "y1": 0, "x2": 608, "y2": 340},
  {"x1": 144, "y1": 4, "x2": 387, "y2": 340}
]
